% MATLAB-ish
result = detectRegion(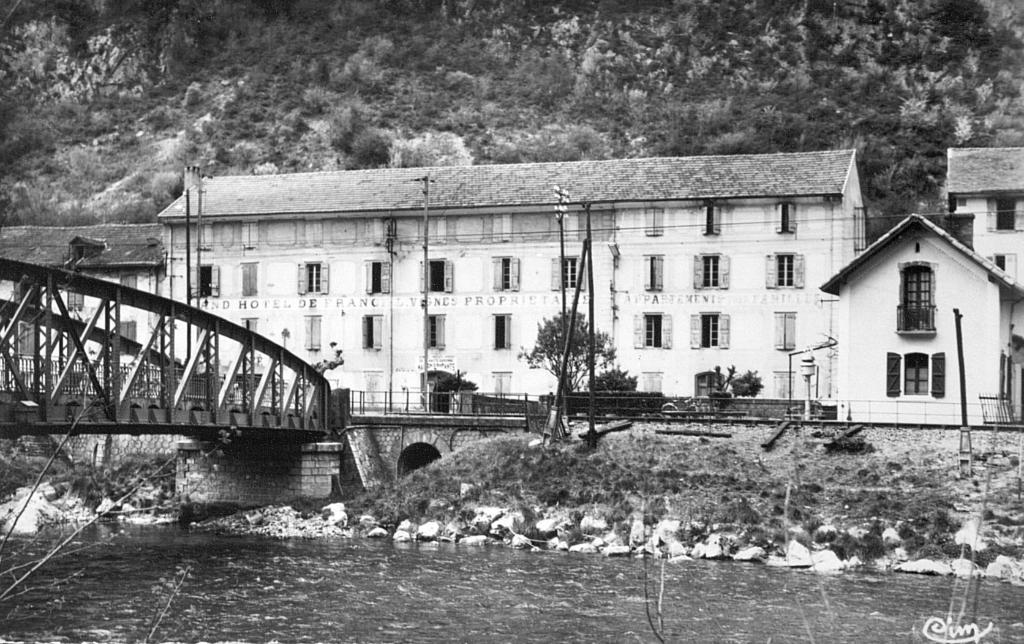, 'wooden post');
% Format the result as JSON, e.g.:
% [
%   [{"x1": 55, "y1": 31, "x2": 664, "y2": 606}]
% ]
[
  {"x1": 584, "y1": 203, "x2": 597, "y2": 449},
  {"x1": 954, "y1": 308, "x2": 971, "y2": 476}
]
